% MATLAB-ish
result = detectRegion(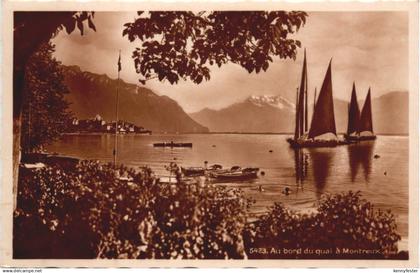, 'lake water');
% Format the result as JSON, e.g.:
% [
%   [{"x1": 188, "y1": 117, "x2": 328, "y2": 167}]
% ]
[{"x1": 47, "y1": 134, "x2": 409, "y2": 239}]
